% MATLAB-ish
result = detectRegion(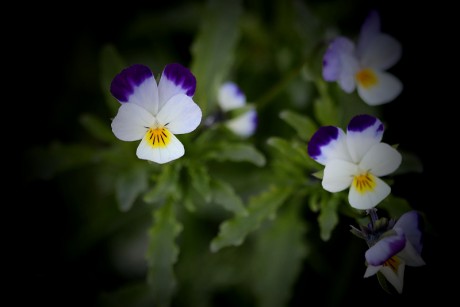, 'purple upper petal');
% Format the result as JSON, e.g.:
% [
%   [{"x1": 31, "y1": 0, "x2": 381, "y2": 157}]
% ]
[
  {"x1": 163, "y1": 63, "x2": 196, "y2": 97},
  {"x1": 365, "y1": 231, "x2": 406, "y2": 266},
  {"x1": 394, "y1": 211, "x2": 423, "y2": 254},
  {"x1": 308, "y1": 126, "x2": 340, "y2": 161},
  {"x1": 110, "y1": 64, "x2": 153, "y2": 103},
  {"x1": 347, "y1": 114, "x2": 383, "y2": 133},
  {"x1": 322, "y1": 36, "x2": 356, "y2": 82}
]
